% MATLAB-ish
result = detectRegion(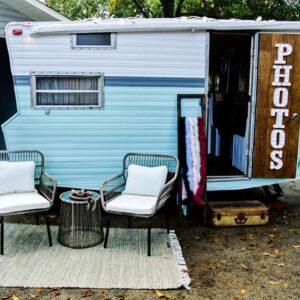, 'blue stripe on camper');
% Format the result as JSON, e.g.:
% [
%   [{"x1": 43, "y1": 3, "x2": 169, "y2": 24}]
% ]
[
  {"x1": 13, "y1": 76, "x2": 204, "y2": 88},
  {"x1": 104, "y1": 77, "x2": 205, "y2": 87},
  {"x1": 13, "y1": 76, "x2": 31, "y2": 86}
]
